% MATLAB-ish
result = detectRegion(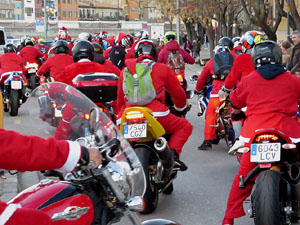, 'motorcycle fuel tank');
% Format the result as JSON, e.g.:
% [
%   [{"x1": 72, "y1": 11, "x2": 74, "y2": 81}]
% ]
[{"x1": 8, "y1": 179, "x2": 94, "y2": 225}]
